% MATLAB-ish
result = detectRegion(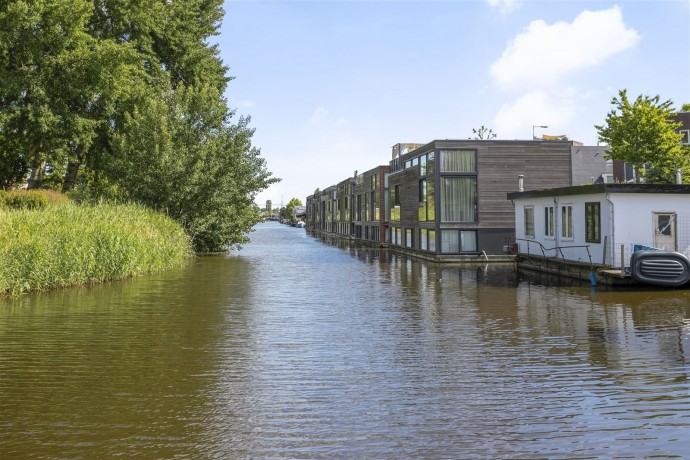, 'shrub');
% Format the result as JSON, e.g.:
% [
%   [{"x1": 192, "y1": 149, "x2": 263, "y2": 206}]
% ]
[
  {"x1": 0, "y1": 190, "x2": 50, "y2": 210},
  {"x1": 0, "y1": 202, "x2": 193, "y2": 296}
]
